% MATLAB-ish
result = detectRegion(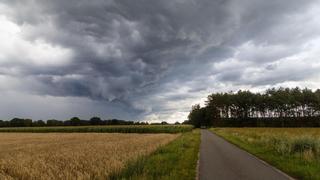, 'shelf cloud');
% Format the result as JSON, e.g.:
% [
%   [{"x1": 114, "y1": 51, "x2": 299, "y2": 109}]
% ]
[{"x1": 0, "y1": 0, "x2": 320, "y2": 122}]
